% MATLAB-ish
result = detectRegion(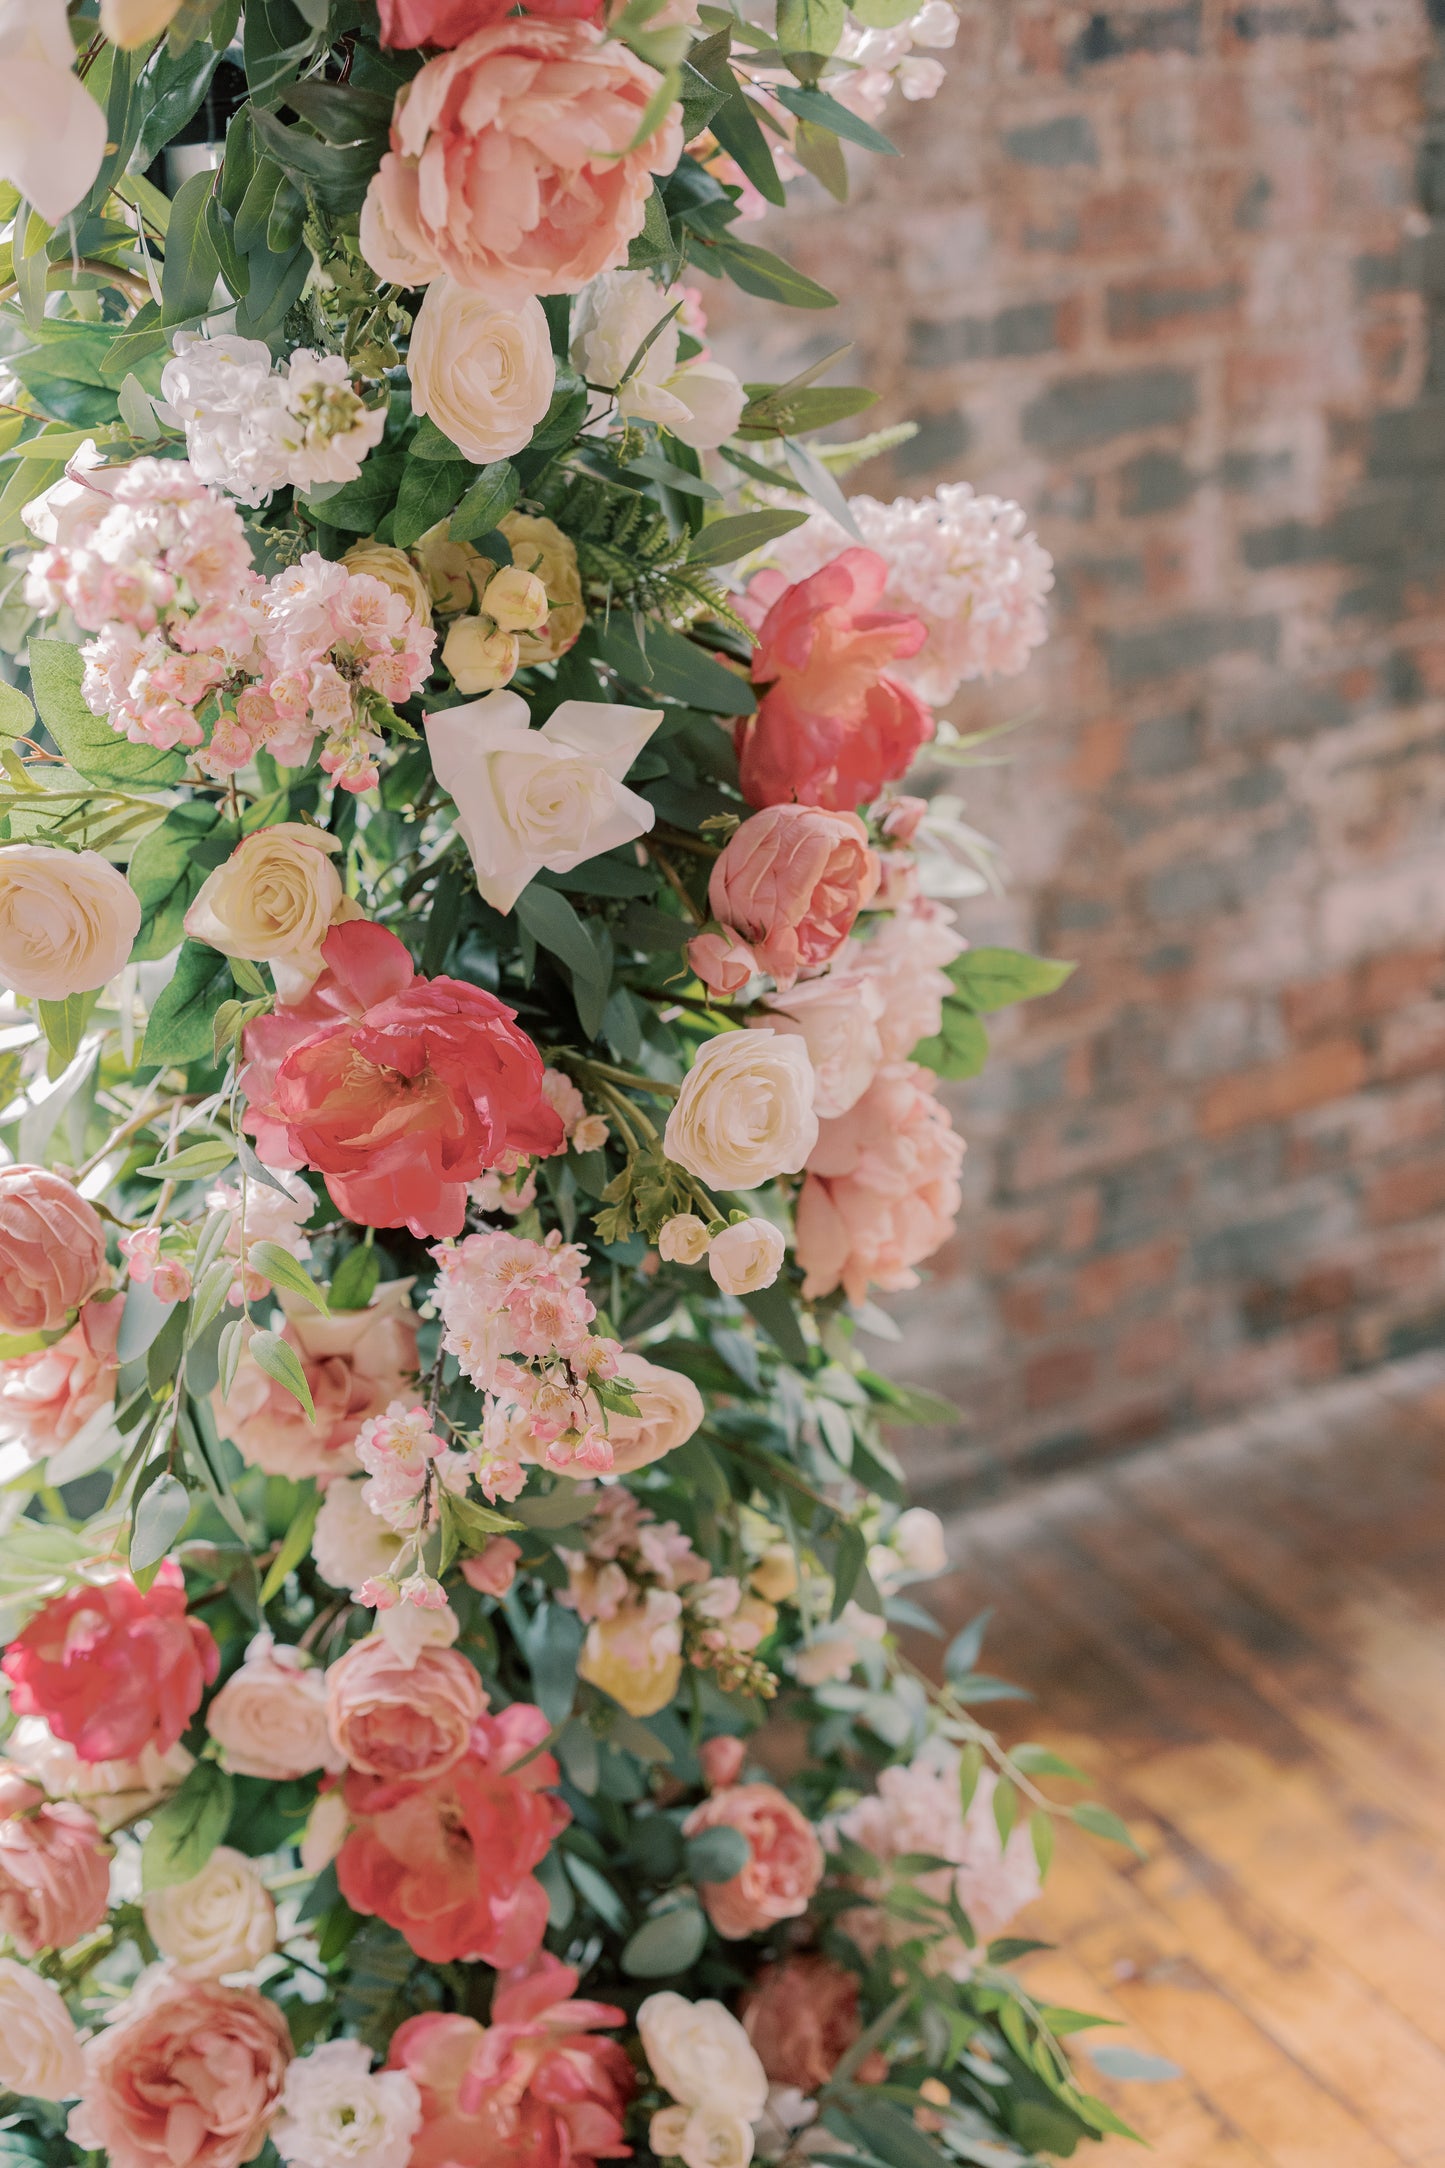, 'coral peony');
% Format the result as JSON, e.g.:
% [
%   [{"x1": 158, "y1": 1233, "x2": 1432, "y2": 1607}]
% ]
[
  {"x1": 740, "y1": 1955, "x2": 885, "y2": 2092},
  {"x1": 68, "y1": 1970, "x2": 292, "y2": 2168},
  {"x1": 389, "y1": 1950, "x2": 633, "y2": 2168},
  {"x1": 360, "y1": 21, "x2": 681, "y2": 300},
  {"x1": 337, "y1": 1703, "x2": 567, "y2": 1964},
  {"x1": 0, "y1": 1772, "x2": 110, "y2": 1955},
  {"x1": 681, "y1": 1782, "x2": 824, "y2": 1939},
  {"x1": 325, "y1": 1636, "x2": 486, "y2": 1783},
  {"x1": 736, "y1": 551, "x2": 933, "y2": 811},
  {"x1": 2, "y1": 1562, "x2": 218, "y2": 1763},
  {"x1": 240, "y1": 920, "x2": 562, "y2": 1240},
  {"x1": 707, "y1": 805, "x2": 879, "y2": 990},
  {"x1": 0, "y1": 1167, "x2": 110, "y2": 1337},
  {"x1": 794, "y1": 1064, "x2": 965, "y2": 1303},
  {"x1": 213, "y1": 1282, "x2": 421, "y2": 1483},
  {"x1": 0, "y1": 1296, "x2": 120, "y2": 1462}
]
